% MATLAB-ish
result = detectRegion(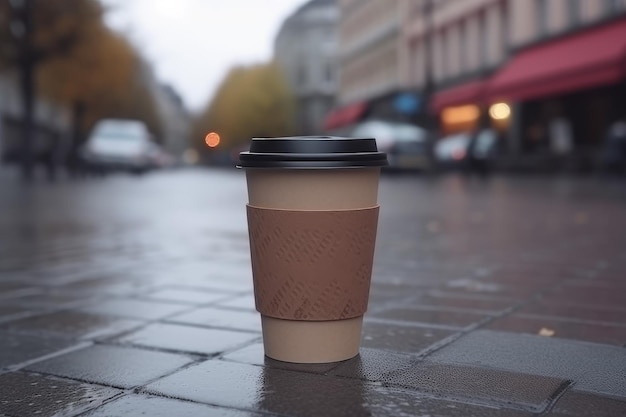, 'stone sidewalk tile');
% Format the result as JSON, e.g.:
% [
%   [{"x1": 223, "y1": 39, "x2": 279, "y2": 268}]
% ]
[
  {"x1": 0, "y1": 282, "x2": 40, "y2": 299},
  {"x1": 331, "y1": 349, "x2": 569, "y2": 413},
  {"x1": 411, "y1": 291, "x2": 516, "y2": 313},
  {"x1": 214, "y1": 294, "x2": 256, "y2": 311},
  {"x1": 221, "y1": 343, "x2": 340, "y2": 374},
  {"x1": 546, "y1": 390, "x2": 626, "y2": 416},
  {"x1": 361, "y1": 320, "x2": 459, "y2": 353},
  {"x1": 26, "y1": 344, "x2": 194, "y2": 389},
  {"x1": 441, "y1": 279, "x2": 545, "y2": 299},
  {"x1": 541, "y1": 285, "x2": 626, "y2": 310},
  {"x1": 4, "y1": 293, "x2": 99, "y2": 309},
  {"x1": 137, "y1": 288, "x2": 234, "y2": 305},
  {"x1": 0, "y1": 331, "x2": 79, "y2": 370},
  {"x1": 112, "y1": 323, "x2": 259, "y2": 355},
  {"x1": 166, "y1": 307, "x2": 261, "y2": 332},
  {"x1": 79, "y1": 298, "x2": 192, "y2": 320},
  {"x1": 387, "y1": 362, "x2": 570, "y2": 413},
  {"x1": 0, "y1": 311, "x2": 143, "y2": 341},
  {"x1": 0, "y1": 306, "x2": 34, "y2": 323},
  {"x1": 144, "y1": 360, "x2": 532, "y2": 417},
  {"x1": 484, "y1": 314, "x2": 626, "y2": 345},
  {"x1": 0, "y1": 372, "x2": 120, "y2": 417},
  {"x1": 426, "y1": 330, "x2": 626, "y2": 399},
  {"x1": 79, "y1": 394, "x2": 269, "y2": 417},
  {"x1": 370, "y1": 306, "x2": 490, "y2": 328},
  {"x1": 516, "y1": 300, "x2": 626, "y2": 324},
  {"x1": 52, "y1": 275, "x2": 154, "y2": 296},
  {"x1": 329, "y1": 348, "x2": 415, "y2": 382}
]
